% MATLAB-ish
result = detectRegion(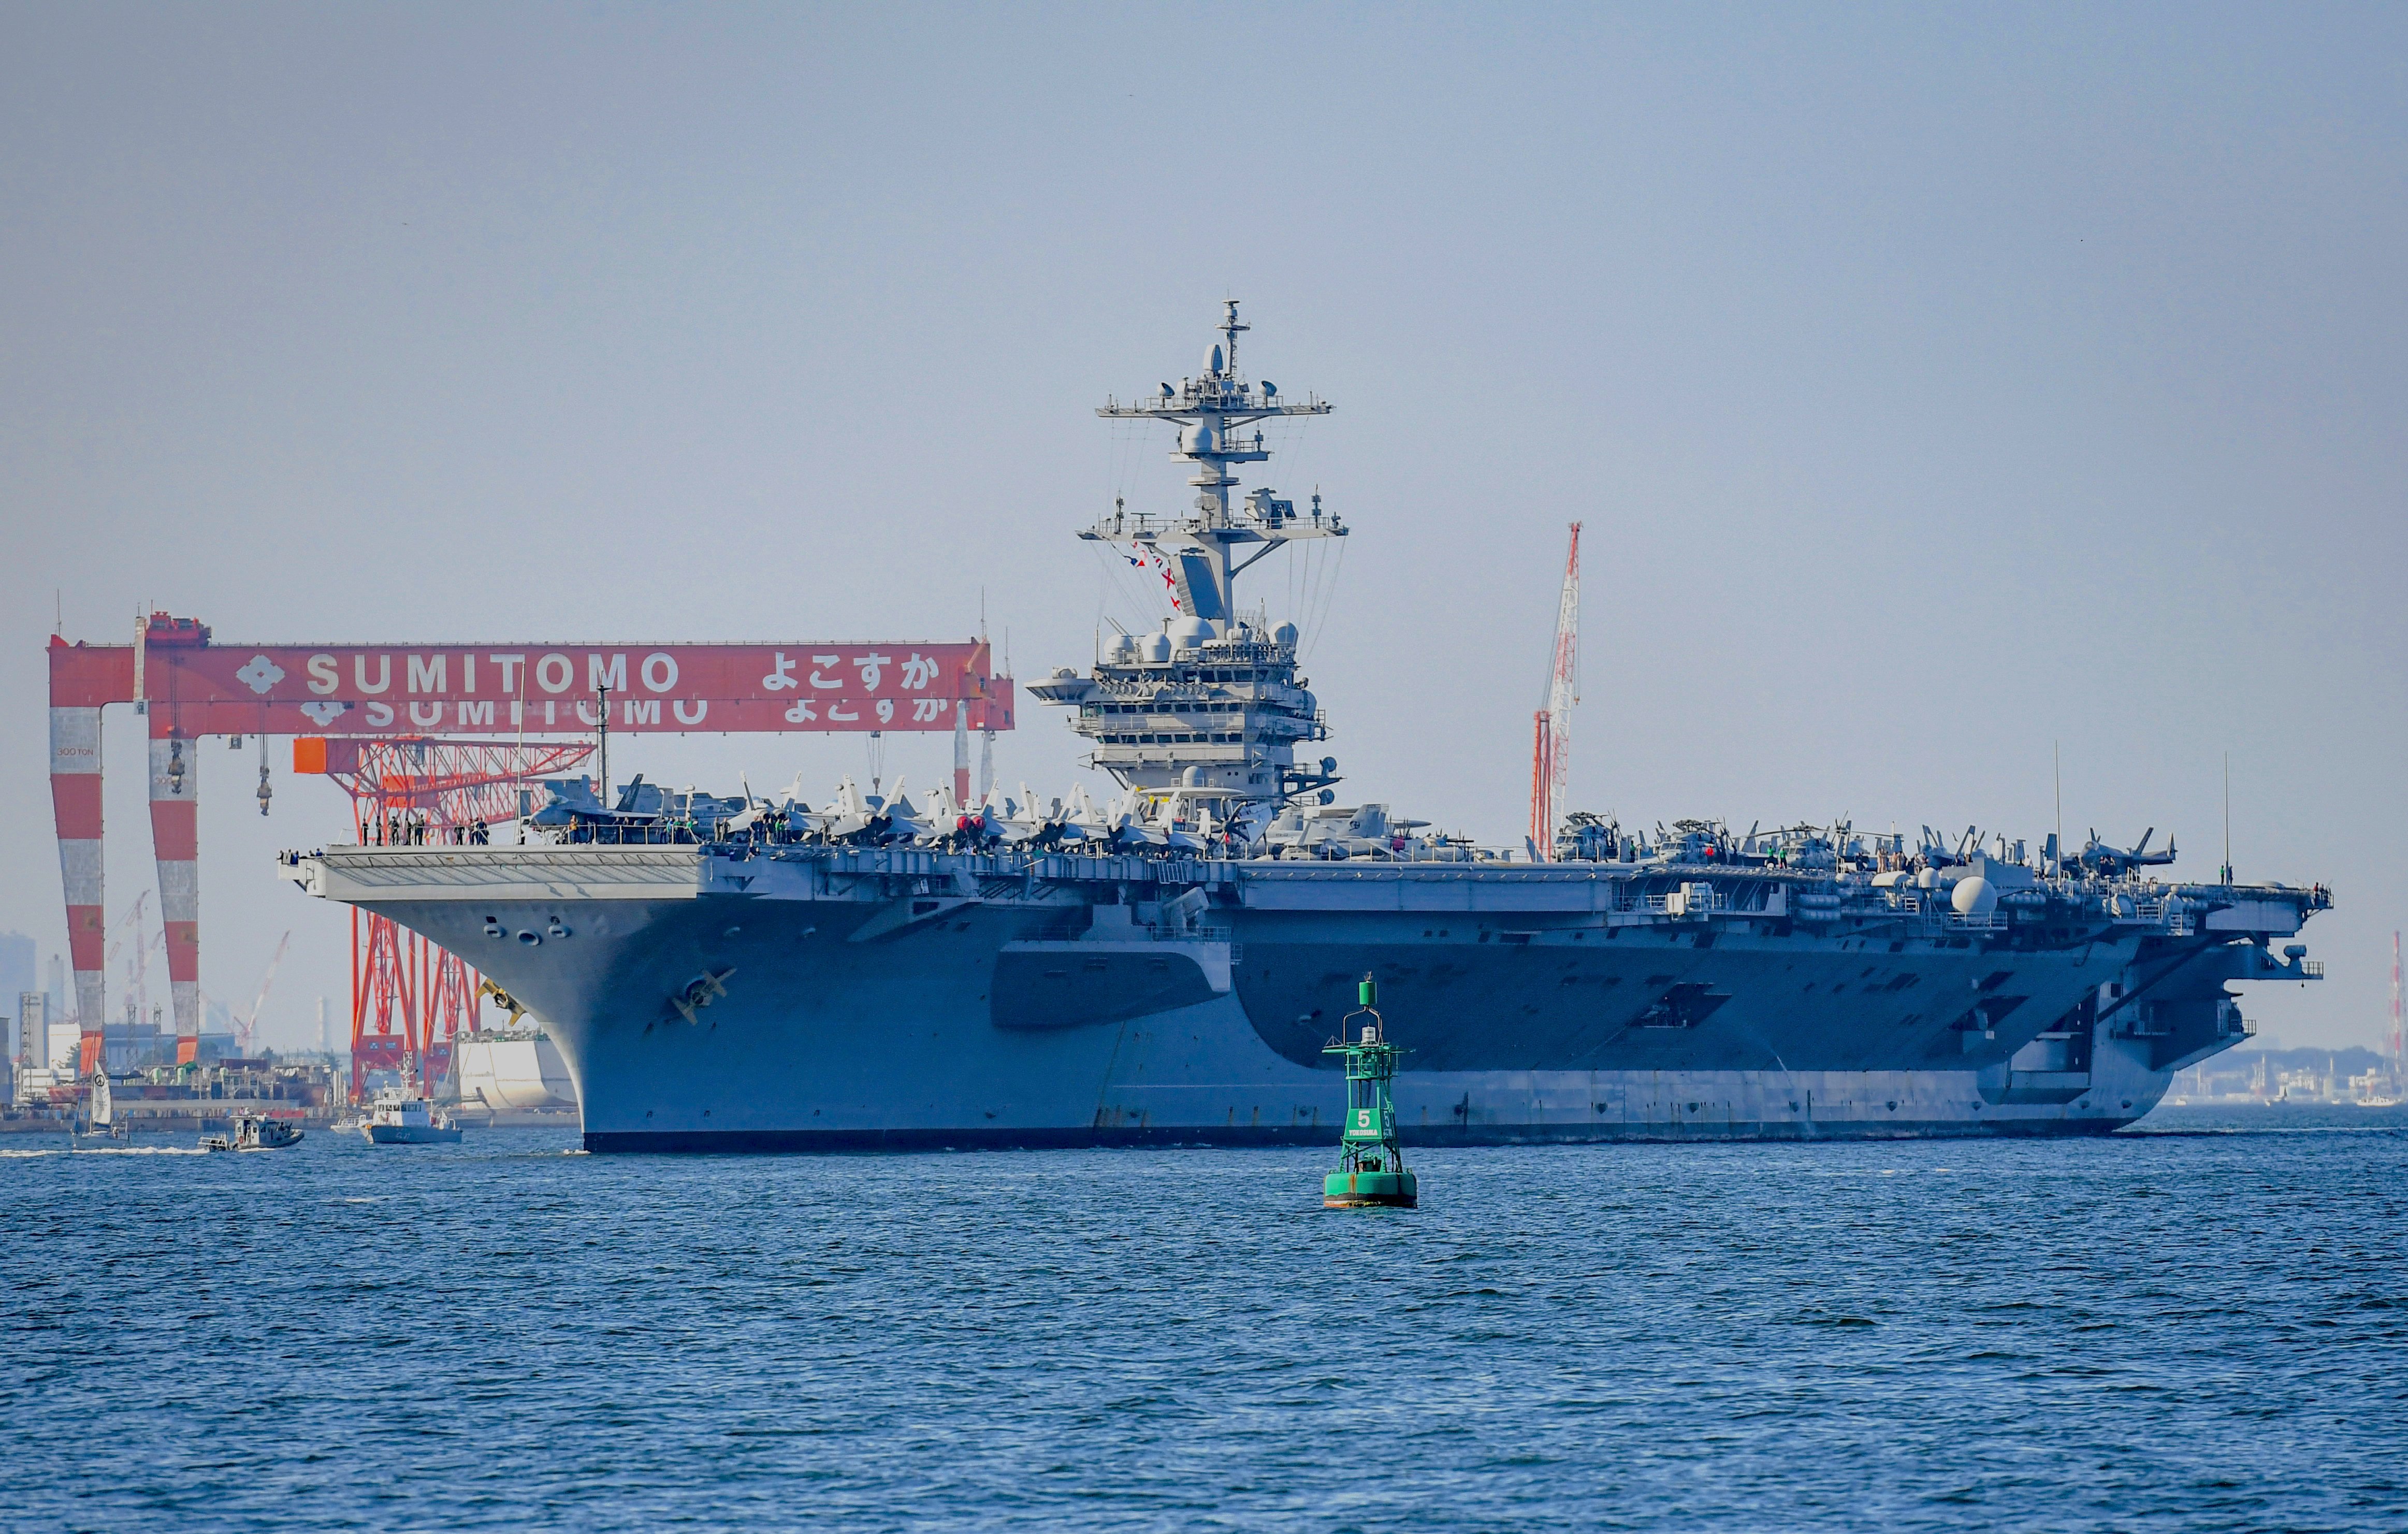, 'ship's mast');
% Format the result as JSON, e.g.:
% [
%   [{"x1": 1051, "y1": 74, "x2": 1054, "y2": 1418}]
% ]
[{"x1": 1084, "y1": 300, "x2": 1340, "y2": 623}]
